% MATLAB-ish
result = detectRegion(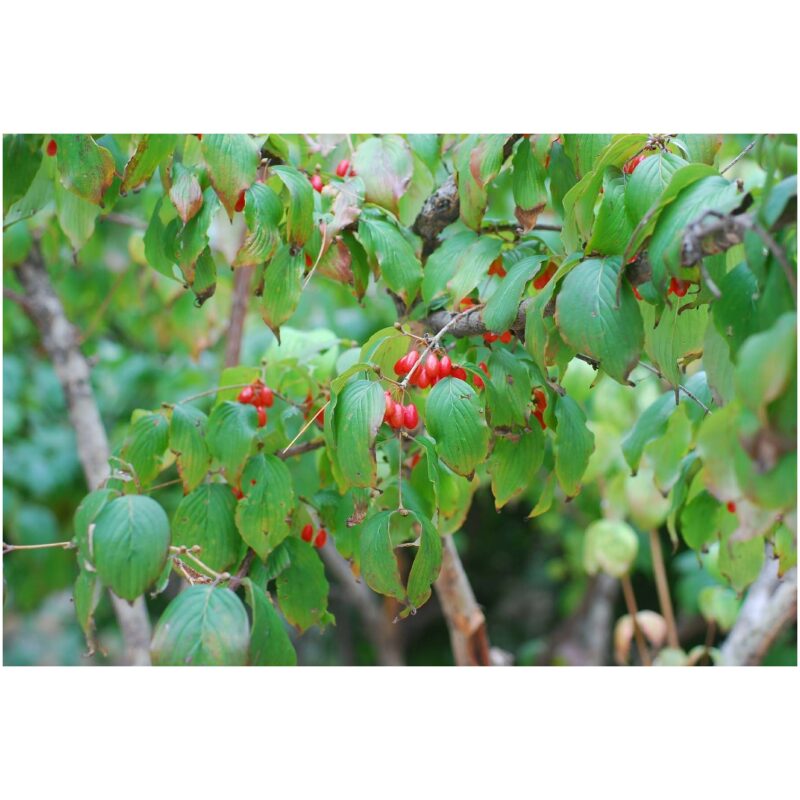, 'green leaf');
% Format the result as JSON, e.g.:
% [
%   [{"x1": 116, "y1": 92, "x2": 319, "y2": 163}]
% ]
[
  {"x1": 276, "y1": 538, "x2": 332, "y2": 632},
  {"x1": 173, "y1": 187, "x2": 218, "y2": 283},
  {"x1": 172, "y1": 484, "x2": 241, "y2": 573},
  {"x1": 426, "y1": 378, "x2": 490, "y2": 478},
  {"x1": 359, "y1": 511, "x2": 406, "y2": 602},
  {"x1": 528, "y1": 472, "x2": 556, "y2": 518},
  {"x1": 680, "y1": 491, "x2": 722, "y2": 550},
  {"x1": 624, "y1": 151, "x2": 687, "y2": 224},
  {"x1": 191, "y1": 247, "x2": 217, "y2": 306},
  {"x1": 405, "y1": 511, "x2": 443, "y2": 612},
  {"x1": 583, "y1": 519, "x2": 638, "y2": 577},
  {"x1": 677, "y1": 134, "x2": 722, "y2": 165},
  {"x1": 555, "y1": 257, "x2": 644, "y2": 384},
  {"x1": 712, "y1": 263, "x2": 760, "y2": 357},
  {"x1": 54, "y1": 134, "x2": 116, "y2": 205},
  {"x1": 734, "y1": 312, "x2": 796, "y2": 418},
  {"x1": 512, "y1": 138, "x2": 547, "y2": 211},
  {"x1": 719, "y1": 532, "x2": 765, "y2": 593},
  {"x1": 151, "y1": 585, "x2": 250, "y2": 666},
  {"x1": 643, "y1": 301, "x2": 709, "y2": 390},
  {"x1": 703, "y1": 320, "x2": 735, "y2": 405},
  {"x1": 201, "y1": 134, "x2": 260, "y2": 219},
  {"x1": 234, "y1": 182, "x2": 282, "y2": 267},
  {"x1": 3, "y1": 134, "x2": 43, "y2": 215},
  {"x1": 169, "y1": 405, "x2": 211, "y2": 493},
  {"x1": 74, "y1": 488, "x2": 117, "y2": 565},
  {"x1": 359, "y1": 327, "x2": 409, "y2": 379},
  {"x1": 235, "y1": 454, "x2": 294, "y2": 561},
  {"x1": 169, "y1": 162, "x2": 203, "y2": 224},
  {"x1": 260, "y1": 243, "x2": 305, "y2": 339},
  {"x1": 54, "y1": 180, "x2": 99, "y2": 251},
  {"x1": 587, "y1": 170, "x2": 634, "y2": 255},
  {"x1": 333, "y1": 379, "x2": 385, "y2": 489},
  {"x1": 144, "y1": 196, "x2": 179, "y2": 280},
  {"x1": 562, "y1": 134, "x2": 613, "y2": 178},
  {"x1": 4, "y1": 151, "x2": 56, "y2": 229},
  {"x1": 698, "y1": 585, "x2": 739, "y2": 631},
  {"x1": 272, "y1": 165, "x2": 315, "y2": 247},
  {"x1": 421, "y1": 229, "x2": 478, "y2": 303},
  {"x1": 485, "y1": 348, "x2": 532, "y2": 428},
  {"x1": 483, "y1": 255, "x2": 544, "y2": 333},
  {"x1": 554, "y1": 395, "x2": 595, "y2": 497},
  {"x1": 647, "y1": 176, "x2": 743, "y2": 291},
  {"x1": 358, "y1": 217, "x2": 422, "y2": 300},
  {"x1": 489, "y1": 428, "x2": 544, "y2": 510},
  {"x1": 352, "y1": 135, "x2": 413, "y2": 215},
  {"x1": 121, "y1": 411, "x2": 170, "y2": 487},
  {"x1": 206, "y1": 401, "x2": 258, "y2": 485},
  {"x1": 92, "y1": 495, "x2": 171, "y2": 601},
  {"x1": 120, "y1": 134, "x2": 176, "y2": 194},
  {"x1": 74, "y1": 567, "x2": 102, "y2": 654},
  {"x1": 398, "y1": 152, "x2": 435, "y2": 226},
  {"x1": 446, "y1": 234, "x2": 503, "y2": 305},
  {"x1": 243, "y1": 579, "x2": 297, "y2": 666}
]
